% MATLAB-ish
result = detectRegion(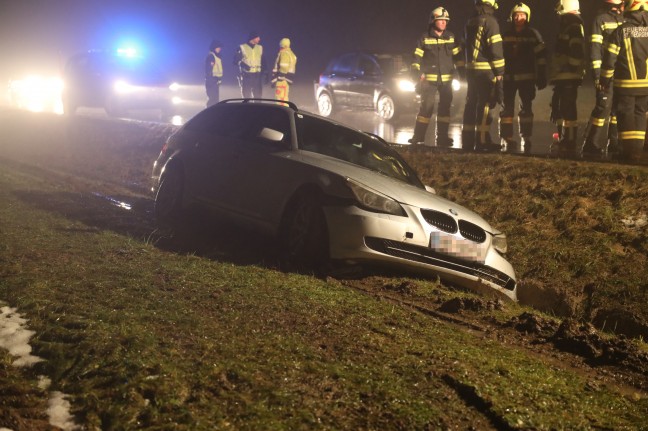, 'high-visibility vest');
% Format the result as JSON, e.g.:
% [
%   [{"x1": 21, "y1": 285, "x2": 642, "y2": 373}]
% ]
[
  {"x1": 210, "y1": 52, "x2": 223, "y2": 78},
  {"x1": 240, "y1": 43, "x2": 263, "y2": 73}
]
